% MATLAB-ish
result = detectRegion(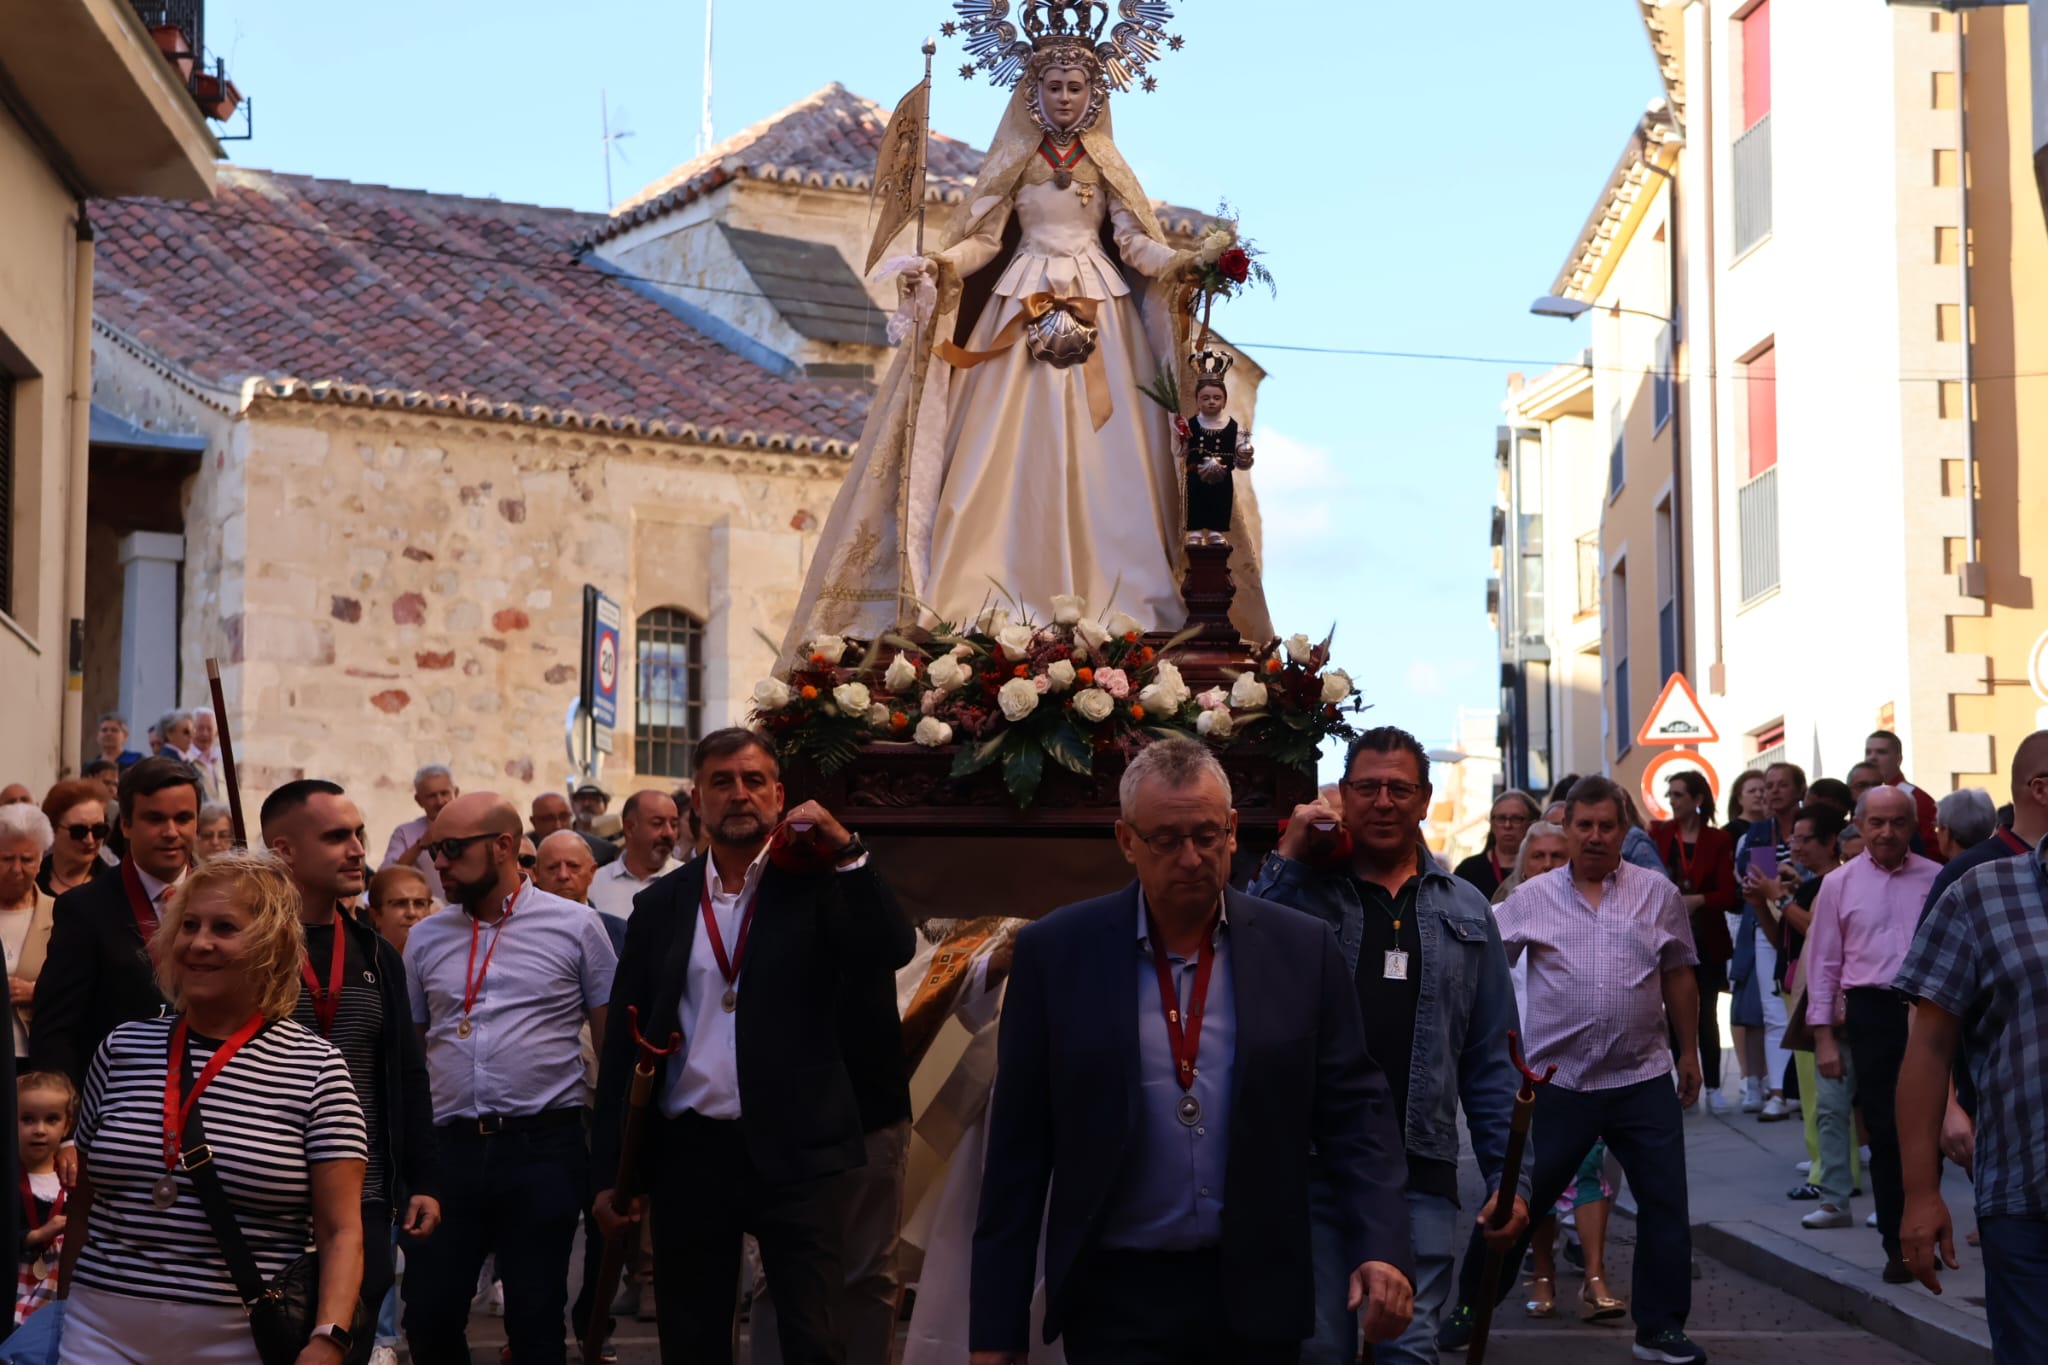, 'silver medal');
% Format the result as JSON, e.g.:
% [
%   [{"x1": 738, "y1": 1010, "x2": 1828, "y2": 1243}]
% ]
[
  {"x1": 151, "y1": 1173, "x2": 178, "y2": 1209},
  {"x1": 1176, "y1": 1093, "x2": 1202, "y2": 1127}
]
